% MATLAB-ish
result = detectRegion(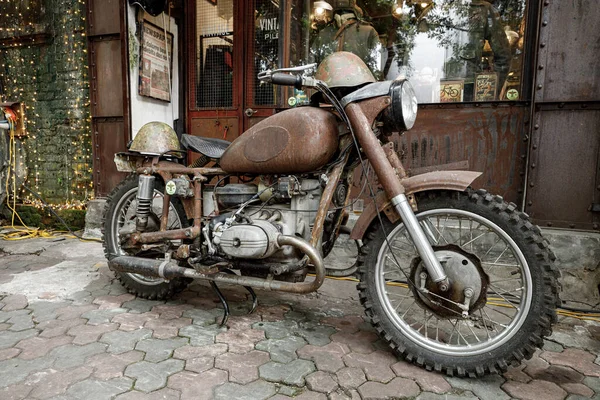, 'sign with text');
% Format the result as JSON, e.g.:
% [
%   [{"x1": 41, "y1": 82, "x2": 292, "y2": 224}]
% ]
[
  {"x1": 474, "y1": 73, "x2": 498, "y2": 102},
  {"x1": 138, "y1": 20, "x2": 174, "y2": 102}
]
